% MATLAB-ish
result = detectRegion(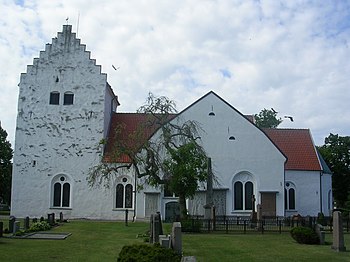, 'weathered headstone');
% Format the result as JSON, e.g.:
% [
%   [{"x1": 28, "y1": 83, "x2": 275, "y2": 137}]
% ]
[
  {"x1": 48, "y1": 213, "x2": 55, "y2": 226},
  {"x1": 159, "y1": 234, "x2": 171, "y2": 248},
  {"x1": 24, "y1": 216, "x2": 30, "y2": 231},
  {"x1": 315, "y1": 224, "x2": 325, "y2": 245},
  {"x1": 171, "y1": 222, "x2": 182, "y2": 255},
  {"x1": 181, "y1": 256, "x2": 197, "y2": 262},
  {"x1": 9, "y1": 216, "x2": 15, "y2": 233},
  {"x1": 257, "y1": 204, "x2": 263, "y2": 231},
  {"x1": 153, "y1": 213, "x2": 161, "y2": 243},
  {"x1": 149, "y1": 214, "x2": 154, "y2": 243},
  {"x1": 331, "y1": 211, "x2": 346, "y2": 252},
  {"x1": 13, "y1": 221, "x2": 20, "y2": 235},
  {"x1": 0, "y1": 221, "x2": 3, "y2": 237},
  {"x1": 59, "y1": 212, "x2": 63, "y2": 222}
]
